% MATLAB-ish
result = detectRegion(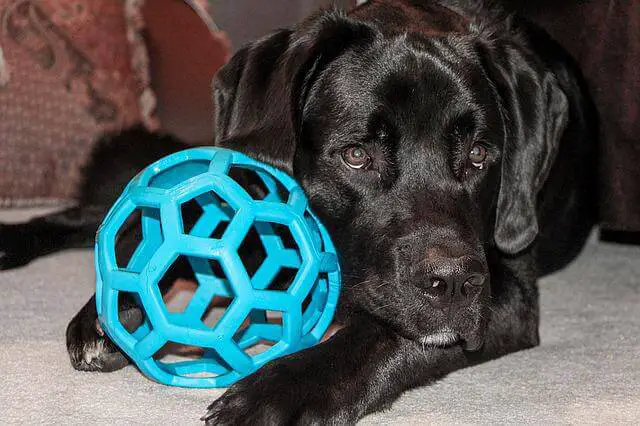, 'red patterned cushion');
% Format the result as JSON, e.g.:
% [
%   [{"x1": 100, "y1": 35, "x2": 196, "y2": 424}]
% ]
[{"x1": 0, "y1": 0, "x2": 156, "y2": 205}]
